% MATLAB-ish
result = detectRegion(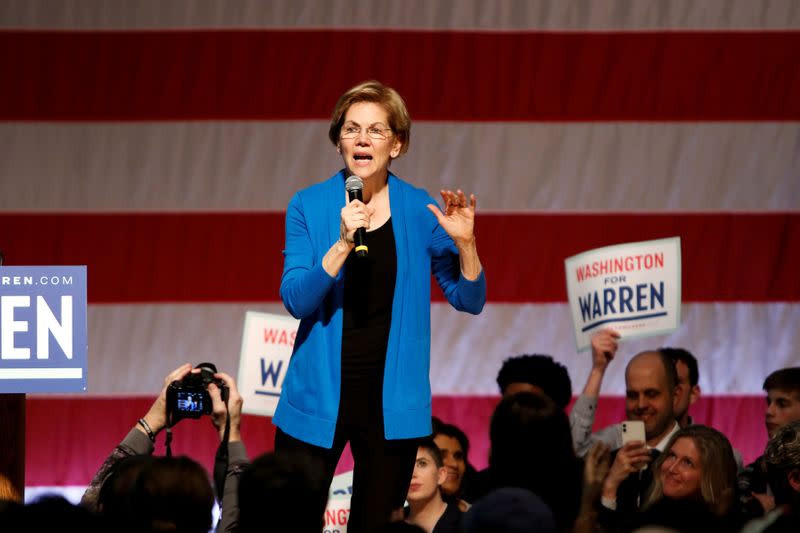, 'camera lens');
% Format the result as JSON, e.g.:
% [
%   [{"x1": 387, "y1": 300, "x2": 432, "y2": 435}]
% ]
[{"x1": 196, "y1": 363, "x2": 218, "y2": 385}]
